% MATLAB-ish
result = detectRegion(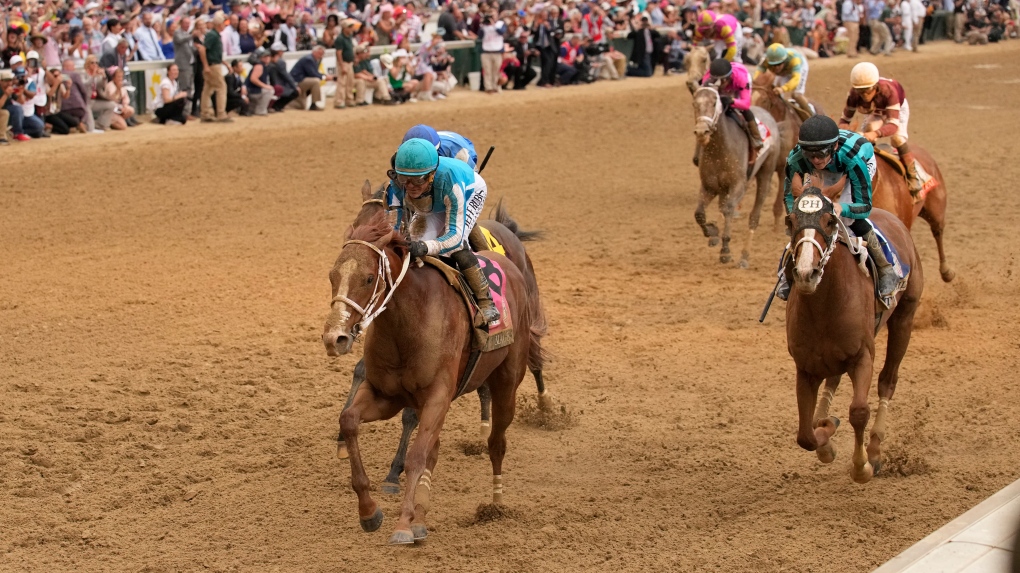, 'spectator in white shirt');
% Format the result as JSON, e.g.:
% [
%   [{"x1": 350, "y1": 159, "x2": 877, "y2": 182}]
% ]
[
  {"x1": 275, "y1": 14, "x2": 298, "y2": 52},
  {"x1": 103, "y1": 18, "x2": 125, "y2": 55},
  {"x1": 909, "y1": 0, "x2": 926, "y2": 50},
  {"x1": 221, "y1": 14, "x2": 242, "y2": 57},
  {"x1": 479, "y1": 12, "x2": 506, "y2": 93},
  {"x1": 899, "y1": 0, "x2": 914, "y2": 50}
]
